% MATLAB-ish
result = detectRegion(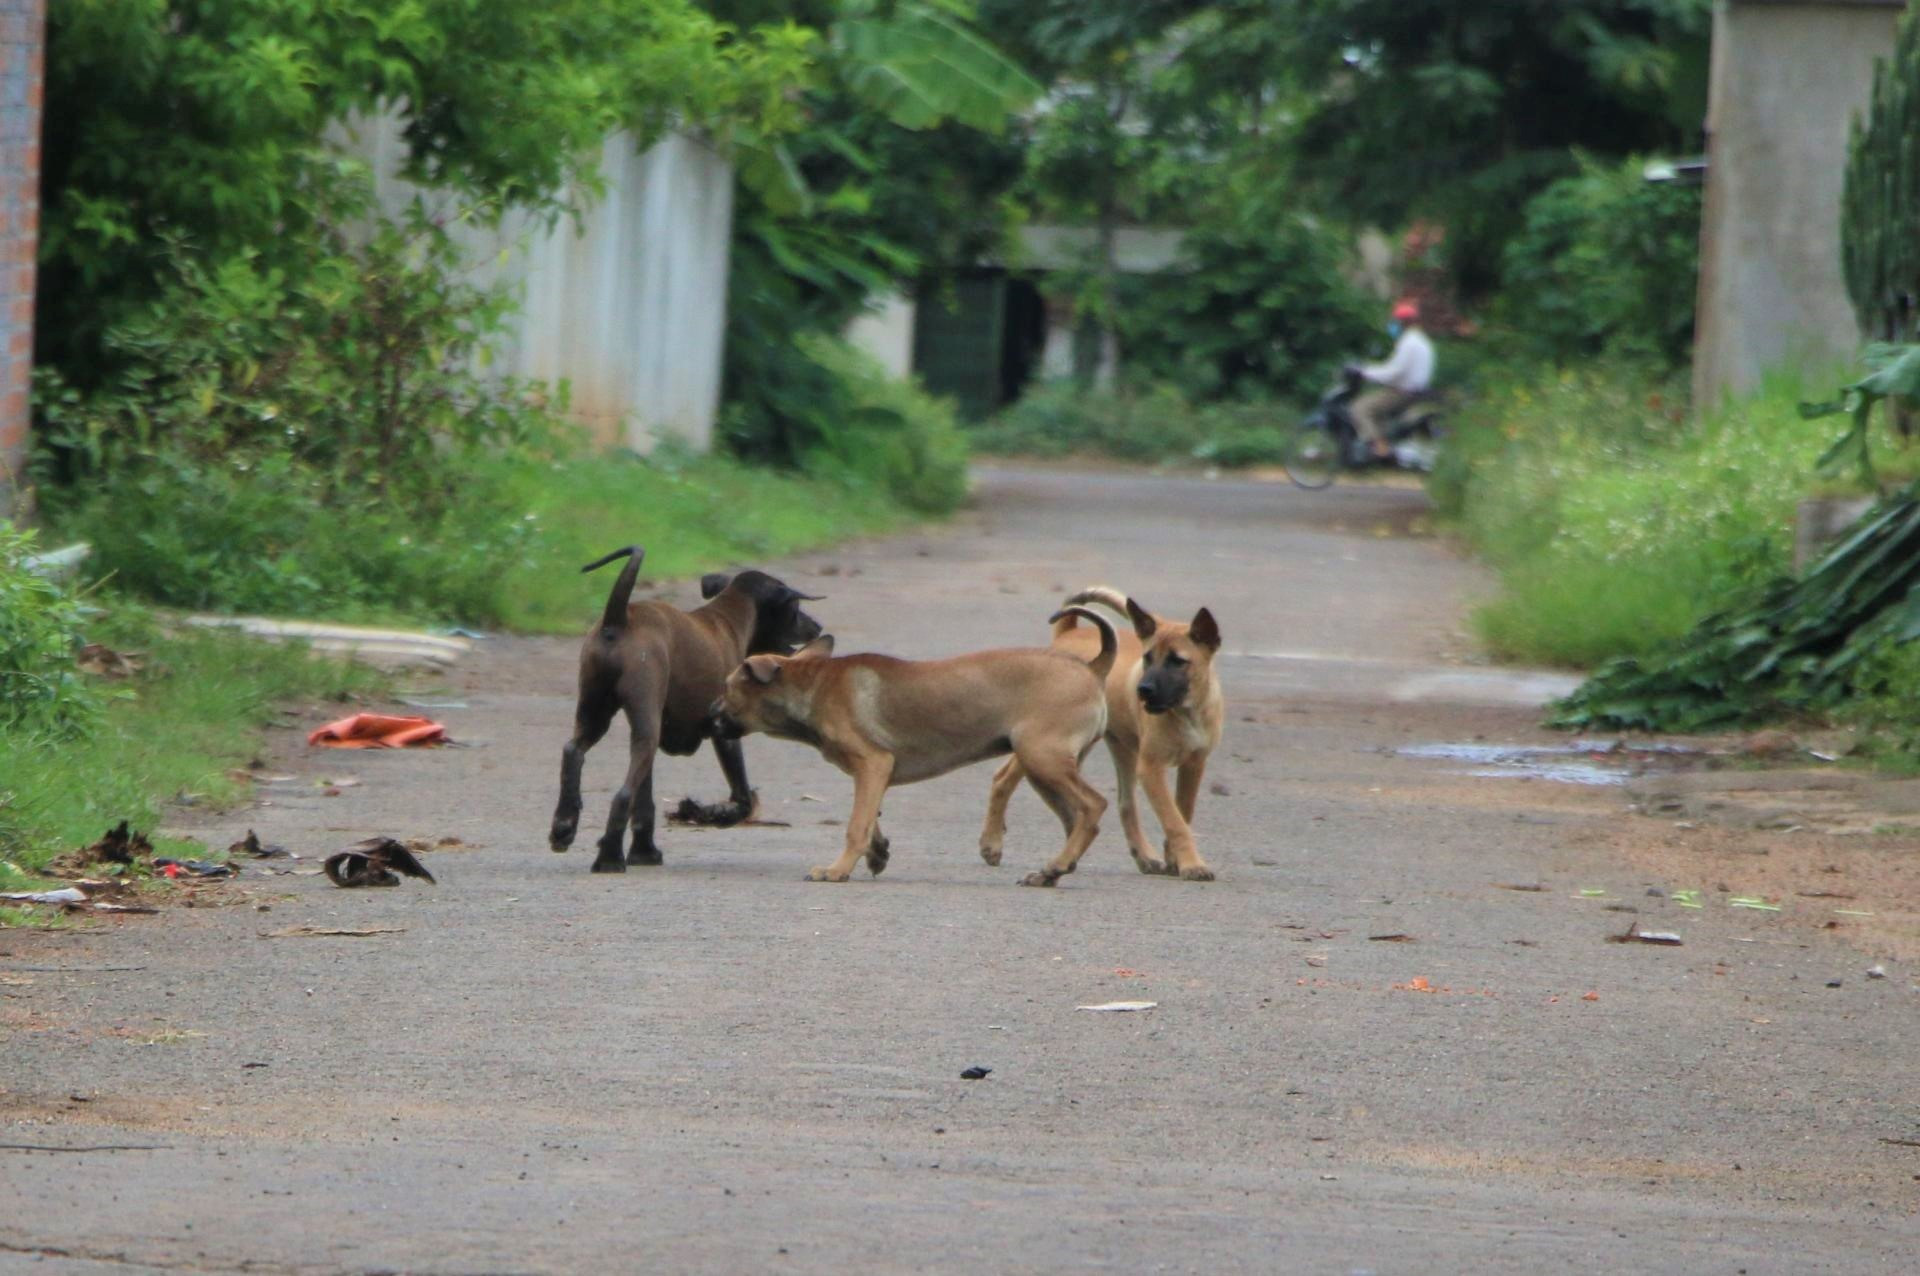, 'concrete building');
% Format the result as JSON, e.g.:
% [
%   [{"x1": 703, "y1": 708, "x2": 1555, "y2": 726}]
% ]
[
  {"x1": 344, "y1": 116, "x2": 735, "y2": 453},
  {"x1": 0, "y1": 0, "x2": 43, "y2": 519},
  {"x1": 1693, "y1": 0, "x2": 1907, "y2": 405}
]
